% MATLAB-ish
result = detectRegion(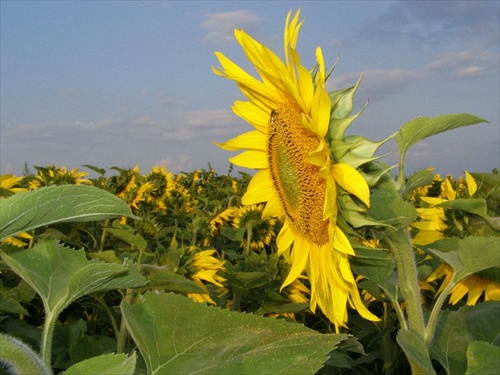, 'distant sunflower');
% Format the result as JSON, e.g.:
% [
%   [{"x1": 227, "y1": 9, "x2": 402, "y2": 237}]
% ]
[
  {"x1": 232, "y1": 204, "x2": 276, "y2": 252},
  {"x1": 186, "y1": 248, "x2": 227, "y2": 305},
  {"x1": 214, "y1": 10, "x2": 378, "y2": 329},
  {"x1": 427, "y1": 263, "x2": 500, "y2": 305}
]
